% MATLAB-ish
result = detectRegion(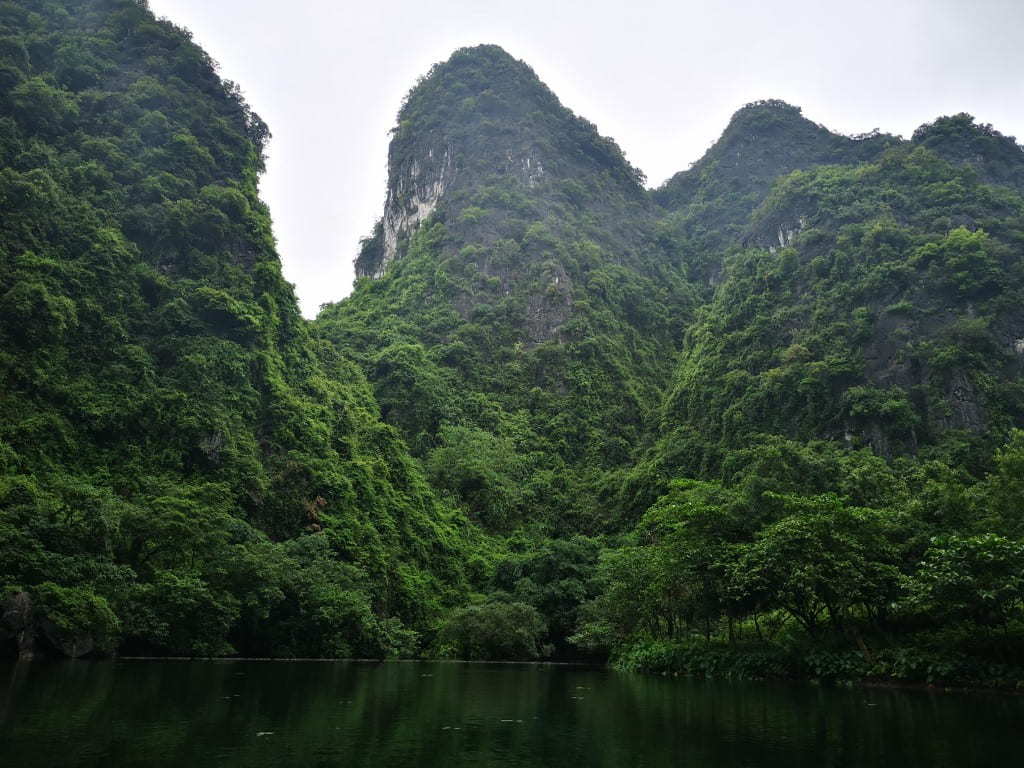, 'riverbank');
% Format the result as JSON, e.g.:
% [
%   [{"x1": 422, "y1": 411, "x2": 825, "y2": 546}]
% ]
[
  {"x1": 9, "y1": 647, "x2": 1024, "y2": 694},
  {"x1": 614, "y1": 639, "x2": 1024, "y2": 692}
]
